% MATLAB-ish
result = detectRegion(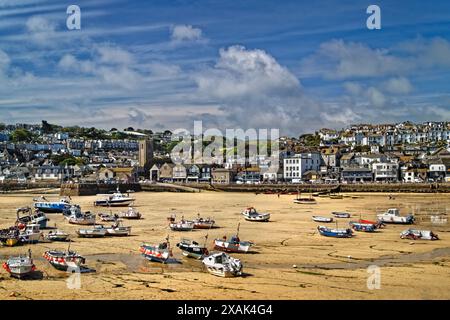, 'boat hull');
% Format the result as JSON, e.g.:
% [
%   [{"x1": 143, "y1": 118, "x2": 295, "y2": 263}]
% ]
[
  {"x1": 318, "y1": 226, "x2": 353, "y2": 238},
  {"x1": 34, "y1": 203, "x2": 70, "y2": 213},
  {"x1": 214, "y1": 240, "x2": 251, "y2": 253},
  {"x1": 94, "y1": 200, "x2": 134, "y2": 207}
]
